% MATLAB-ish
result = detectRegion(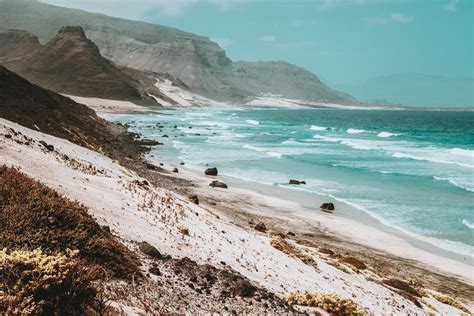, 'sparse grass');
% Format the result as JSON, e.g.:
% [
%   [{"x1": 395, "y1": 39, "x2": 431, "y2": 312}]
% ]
[
  {"x1": 382, "y1": 279, "x2": 420, "y2": 297},
  {"x1": 326, "y1": 259, "x2": 351, "y2": 274},
  {"x1": 0, "y1": 248, "x2": 97, "y2": 315},
  {"x1": 0, "y1": 165, "x2": 140, "y2": 278},
  {"x1": 283, "y1": 291, "x2": 367, "y2": 316},
  {"x1": 270, "y1": 237, "x2": 319, "y2": 271},
  {"x1": 177, "y1": 224, "x2": 190, "y2": 236},
  {"x1": 433, "y1": 294, "x2": 470, "y2": 313},
  {"x1": 339, "y1": 256, "x2": 367, "y2": 272}
]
